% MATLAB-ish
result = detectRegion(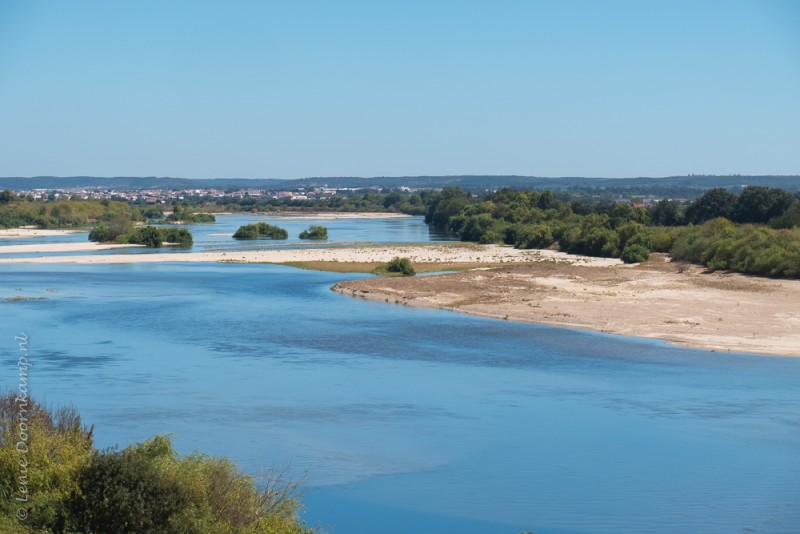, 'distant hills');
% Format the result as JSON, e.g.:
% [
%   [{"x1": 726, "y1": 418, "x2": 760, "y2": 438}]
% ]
[{"x1": 1, "y1": 175, "x2": 799, "y2": 193}]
